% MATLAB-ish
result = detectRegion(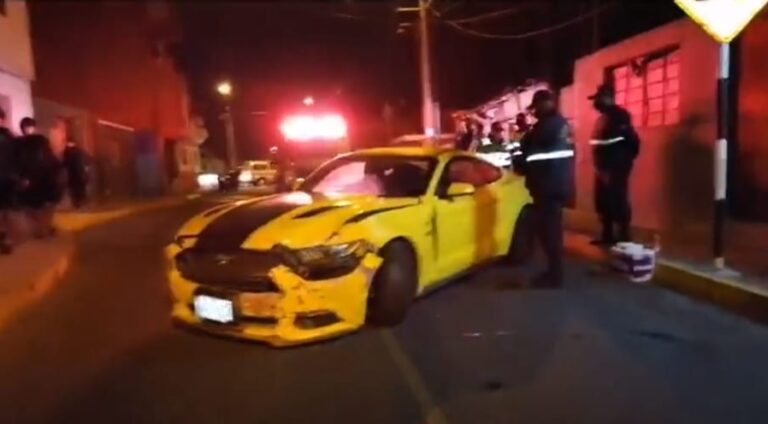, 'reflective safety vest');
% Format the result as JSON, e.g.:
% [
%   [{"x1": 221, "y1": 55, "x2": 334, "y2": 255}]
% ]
[
  {"x1": 518, "y1": 113, "x2": 575, "y2": 202},
  {"x1": 591, "y1": 105, "x2": 639, "y2": 172}
]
